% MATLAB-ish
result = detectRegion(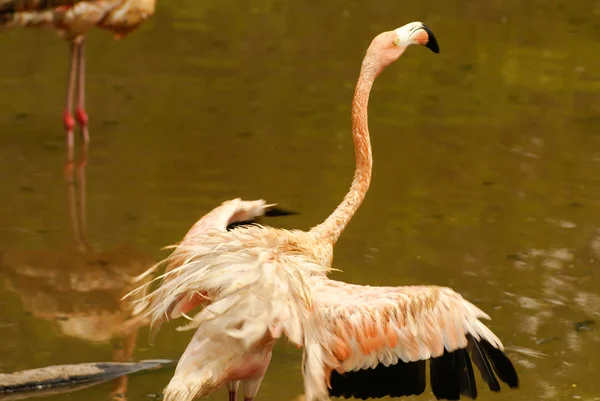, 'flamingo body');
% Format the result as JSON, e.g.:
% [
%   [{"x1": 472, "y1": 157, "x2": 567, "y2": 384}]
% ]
[{"x1": 0, "y1": 0, "x2": 155, "y2": 40}]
